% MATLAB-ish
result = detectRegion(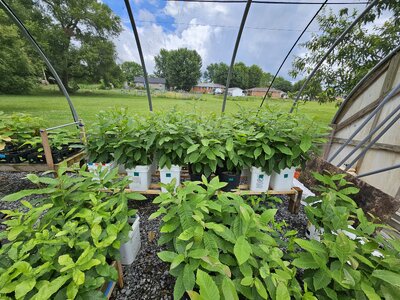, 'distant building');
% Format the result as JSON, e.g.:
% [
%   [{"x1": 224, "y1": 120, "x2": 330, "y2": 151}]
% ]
[
  {"x1": 246, "y1": 87, "x2": 287, "y2": 98},
  {"x1": 191, "y1": 82, "x2": 225, "y2": 94},
  {"x1": 227, "y1": 87, "x2": 244, "y2": 97},
  {"x1": 134, "y1": 77, "x2": 166, "y2": 91}
]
